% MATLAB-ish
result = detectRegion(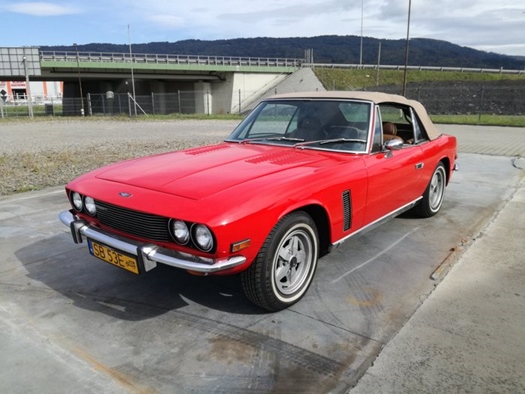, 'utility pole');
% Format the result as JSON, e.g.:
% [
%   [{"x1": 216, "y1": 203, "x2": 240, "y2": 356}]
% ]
[
  {"x1": 22, "y1": 55, "x2": 33, "y2": 118},
  {"x1": 74, "y1": 43, "x2": 85, "y2": 116},
  {"x1": 128, "y1": 24, "x2": 137, "y2": 116},
  {"x1": 376, "y1": 42, "x2": 381, "y2": 86},
  {"x1": 402, "y1": 0, "x2": 412, "y2": 97},
  {"x1": 359, "y1": 0, "x2": 364, "y2": 66}
]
